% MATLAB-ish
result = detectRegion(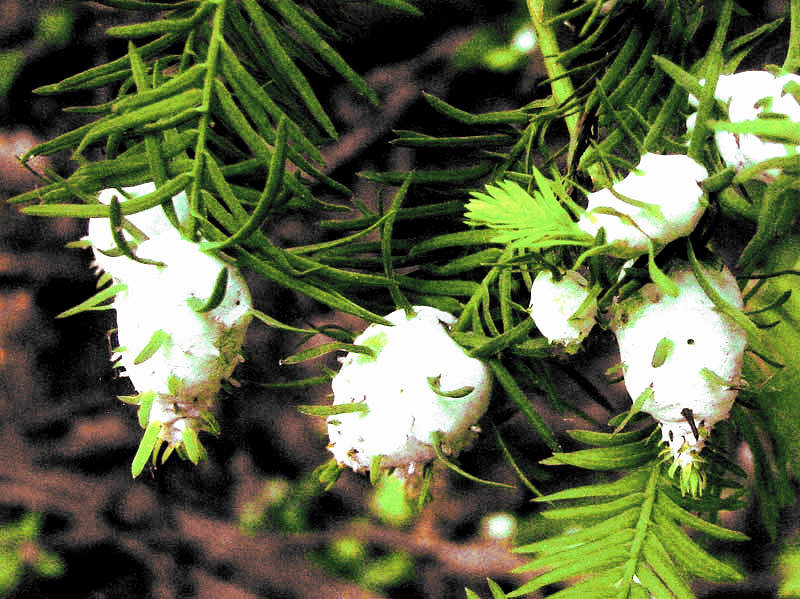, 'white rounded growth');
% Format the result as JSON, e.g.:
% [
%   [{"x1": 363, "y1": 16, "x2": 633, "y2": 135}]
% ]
[
  {"x1": 85, "y1": 184, "x2": 251, "y2": 446},
  {"x1": 529, "y1": 269, "x2": 597, "y2": 352},
  {"x1": 112, "y1": 236, "x2": 251, "y2": 394},
  {"x1": 577, "y1": 153, "x2": 708, "y2": 258},
  {"x1": 610, "y1": 260, "x2": 746, "y2": 464},
  {"x1": 327, "y1": 306, "x2": 491, "y2": 475},
  {"x1": 688, "y1": 71, "x2": 800, "y2": 179}
]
